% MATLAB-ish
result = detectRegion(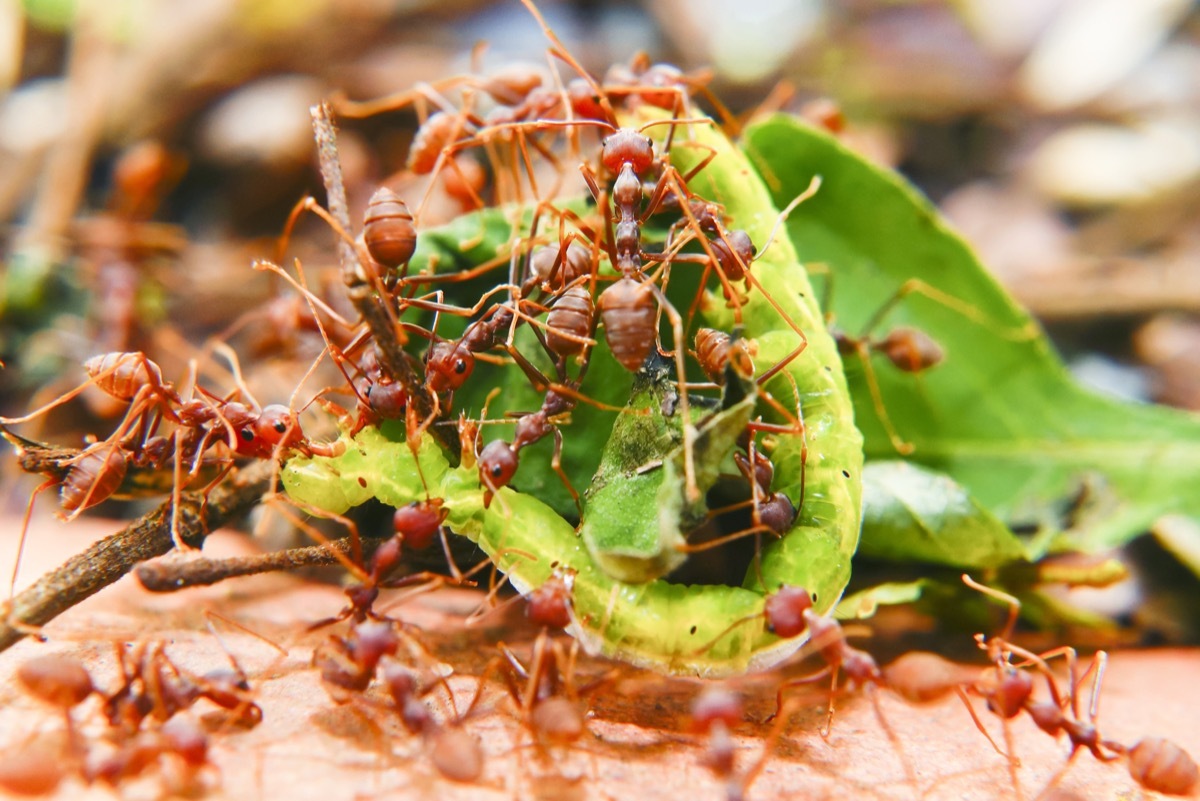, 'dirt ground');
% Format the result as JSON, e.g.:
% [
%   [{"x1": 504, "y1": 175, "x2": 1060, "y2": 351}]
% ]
[{"x1": 1, "y1": 512, "x2": 1196, "y2": 801}]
